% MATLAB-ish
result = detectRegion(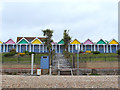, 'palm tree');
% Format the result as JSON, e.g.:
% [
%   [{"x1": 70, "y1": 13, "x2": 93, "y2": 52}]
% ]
[
  {"x1": 42, "y1": 29, "x2": 53, "y2": 75},
  {"x1": 63, "y1": 30, "x2": 71, "y2": 52}
]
